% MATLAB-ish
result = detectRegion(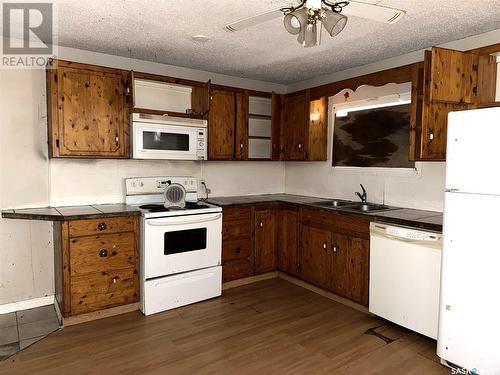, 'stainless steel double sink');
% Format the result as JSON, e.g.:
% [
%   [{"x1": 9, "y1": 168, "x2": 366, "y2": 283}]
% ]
[{"x1": 311, "y1": 199, "x2": 396, "y2": 213}]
